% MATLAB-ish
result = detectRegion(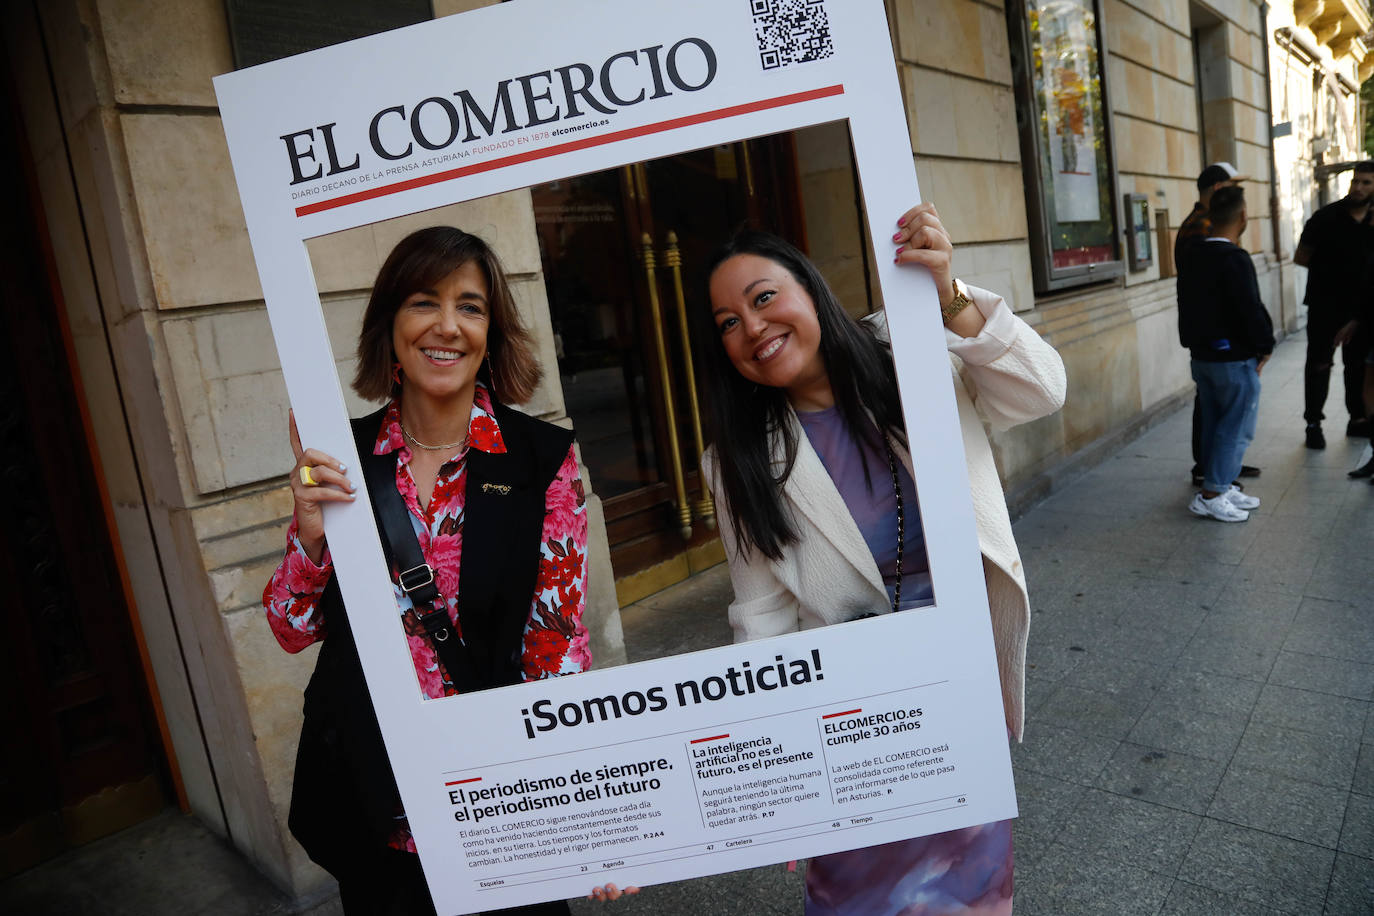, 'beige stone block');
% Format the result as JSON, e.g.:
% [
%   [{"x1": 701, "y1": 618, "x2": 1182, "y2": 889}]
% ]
[
  {"x1": 201, "y1": 520, "x2": 291, "y2": 573},
  {"x1": 951, "y1": 241, "x2": 1034, "y2": 315},
  {"x1": 893, "y1": 0, "x2": 1011, "y2": 85},
  {"x1": 305, "y1": 226, "x2": 380, "y2": 295},
  {"x1": 35, "y1": 0, "x2": 106, "y2": 133},
  {"x1": 210, "y1": 373, "x2": 295, "y2": 492},
  {"x1": 1231, "y1": 101, "x2": 1268, "y2": 147},
  {"x1": 1234, "y1": 141, "x2": 1269, "y2": 184},
  {"x1": 800, "y1": 162, "x2": 868, "y2": 312},
  {"x1": 1163, "y1": 126, "x2": 1196, "y2": 177},
  {"x1": 369, "y1": 190, "x2": 543, "y2": 278},
  {"x1": 97, "y1": 0, "x2": 233, "y2": 107},
  {"x1": 212, "y1": 554, "x2": 282, "y2": 613},
  {"x1": 918, "y1": 160, "x2": 1028, "y2": 244},
  {"x1": 904, "y1": 68, "x2": 958, "y2": 158},
  {"x1": 1055, "y1": 317, "x2": 1143, "y2": 451},
  {"x1": 1222, "y1": 0, "x2": 1262, "y2": 32},
  {"x1": 320, "y1": 294, "x2": 370, "y2": 365},
  {"x1": 1116, "y1": 117, "x2": 1168, "y2": 177},
  {"x1": 795, "y1": 120, "x2": 853, "y2": 173},
  {"x1": 507, "y1": 276, "x2": 566, "y2": 418},
  {"x1": 112, "y1": 502, "x2": 223, "y2": 833},
  {"x1": 192, "y1": 486, "x2": 295, "y2": 542},
  {"x1": 1153, "y1": 27, "x2": 1193, "y2": 86},
  {"x1": 1104, "y1": 0, "x2": 1155, "y2": 68},
  {"x1": 222, "y1": 607, "x2": 328, "y2": 891},
  {"x1": 1227, "y1": 61, "x2": 1267, "y2": 111},
  {"x1": 1158, "y1": 76, "x2": 1198, "y2": 133},
  {"x1": 70, "y1": 109, "x2": 156, "y2": 322},
  {"x1": 72, "y1": 333, "x2": 145, "y2": 510},
  {"x1": 903, "y1": 66, "x2": 1019, "y2": 163},
  {"x1": 160, "y1": 289, "x2": 386, "y2": 493},
  {"x1": 1135, "y1": 302, "x2": 1190, "y2": 408},
  {"x1": 122, "y1": 113, "x2": 262, "y2": 309},
  {"x1": 1148, "y1": 0, "x2": 1191, "y2": 36},
  {"x1": 989, "y1": 406, "x2": 1066, "y2": 485}
]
